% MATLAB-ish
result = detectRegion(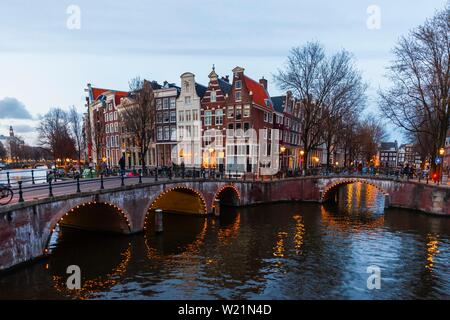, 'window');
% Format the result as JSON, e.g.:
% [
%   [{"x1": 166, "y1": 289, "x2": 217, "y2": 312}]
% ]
[
  {"x1": 115, "y1": 135, "x2": 119, "y2": 147},
  {"x1": 236, "y1": 106, "x2": 242, "y2": 120},
  {"x1": 193, "y1": 111, "x2": 198, "y2": 121},
  {"x1": 227, "y1": 106, "x2": 234, "y2": 118},
  {"x1": 104, "y1": 114, "x2": 108, "y2": 122},
  {"x1": 179, "y1": 126, "x2": 184, "y2": 139},
  {"x1": 170, "y1": 97, "x2": 176, "y2": 109},
  {"x1": 179, "y1": 111, "x2": 184, "y2": 122},
  {"x1": 163, "y1": 111, "x2": 169, "y2": 123},
  {"x1": 227, "y1": 123, "x2": 234, "y2": 137},
  {"x1": 215, "y1": 109, "x2": 223, "y2": 125},
  {"x1": 157, "y1": 127, "x2": 163, "y2": 140},
  {"x1": 114, "y1": 122, "x2": 118, "y2": 133},
  {"x1": 106, "y1": 124, "x2": 109, "y2": 133},
  {"x1": 264, "y1": 112, "x2": 268, "y2": 122},
  {"x1": 186, "y1": 111, "x2": 191, "y2": 122},
  {"x1": 106, "y1": 137, "x2": 110, "y2": 148},
  {"x1": 185, "y1": 96, "x2": 191, "y2": 105},
  {"x1": 235, "y1": 91, "x2": 241, "y2": 101},
  {"x1": 210, "y1": 90, "x2": 217, "y2": 102},
  {"x1": 170, "y1": 127, "x2": 176, "y2": 140},
  {"x1": 244, "y1": 105, "x2": 250, "y2": 117},
  {"x1": 235, "y1": 80, "x2": 242, "y2": 89},
  {"x1": 156, "y1": 99, "x2": 162, "y2": 110},
  {"x1": 170, "y1": 111, "x2": 176, "y2": 122},
  {"x1": 114, "y1": 111, "x2": 118, "y2": 121},
  {"x1": 108, "y1": 102, "x2": 113, "y2": 111},
  {"x1": 164, "y1": 127, "x2": 170, "y2": 140},
  {"x1": 204, "y1": 111, "x2": 212, "y2": 126},
  {"x1": 163, "y1": 98, "x2": 169, "y2": 109},
  {"x1": 157, "y1": 113, "x2": 163, "y2": 123},
  {"x1": 244, "y1": 122, "x2": 250, "y2": 132}
]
